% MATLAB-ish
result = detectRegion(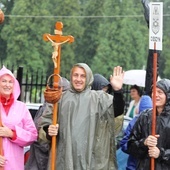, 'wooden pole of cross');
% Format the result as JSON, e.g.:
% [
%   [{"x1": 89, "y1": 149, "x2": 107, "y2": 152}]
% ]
[{"x1": 43, "y1": 22, "x2": 74, "y2": 170}]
